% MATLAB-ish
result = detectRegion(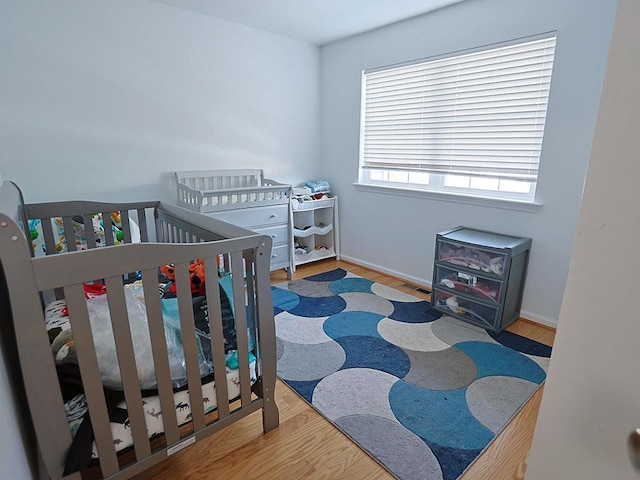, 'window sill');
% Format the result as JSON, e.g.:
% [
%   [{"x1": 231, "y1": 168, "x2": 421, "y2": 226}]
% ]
[{"x1": 352, "y1": 183, "x2": 542, "y2": 213}]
